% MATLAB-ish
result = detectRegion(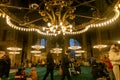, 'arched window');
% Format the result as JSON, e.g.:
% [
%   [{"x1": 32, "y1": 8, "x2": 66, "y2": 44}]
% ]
[
  {"x1": 69, "y1": 38, "x2": 80, "y2": 58},
  {"x1": 40, "y1": 39, "x2": 46, "y2": 46},
  {"x1": 69, "y1": 38, "x2": 80, "y2": 46},
  {"x1": 70, "y1": 38, "x2": 74, "y2": 46}
]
